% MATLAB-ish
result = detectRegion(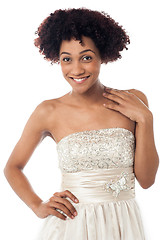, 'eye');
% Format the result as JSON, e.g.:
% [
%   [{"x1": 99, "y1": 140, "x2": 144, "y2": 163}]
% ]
[
  {"x1": 82, "y1": 55, "x2": 92, "y2": 62},
  {"x1": 62, "y1": 57, "x2": 71, "y2": 62}
]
